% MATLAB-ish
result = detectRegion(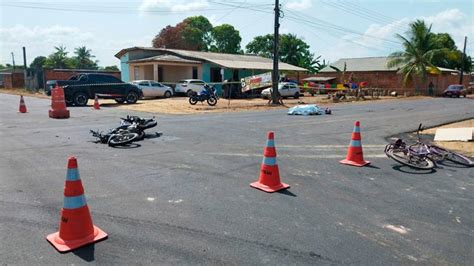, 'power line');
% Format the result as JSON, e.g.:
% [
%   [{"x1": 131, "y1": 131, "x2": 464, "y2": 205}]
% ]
[{"x1": 283, "y1": 10, "x2": 401, "y2": 49}]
